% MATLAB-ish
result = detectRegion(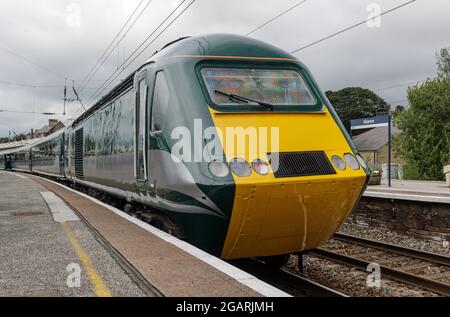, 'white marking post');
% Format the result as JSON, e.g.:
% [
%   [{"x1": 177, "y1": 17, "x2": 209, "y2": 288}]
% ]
[{"x1": 40, "y1": 192, "x2": 80, "y2": 223}]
